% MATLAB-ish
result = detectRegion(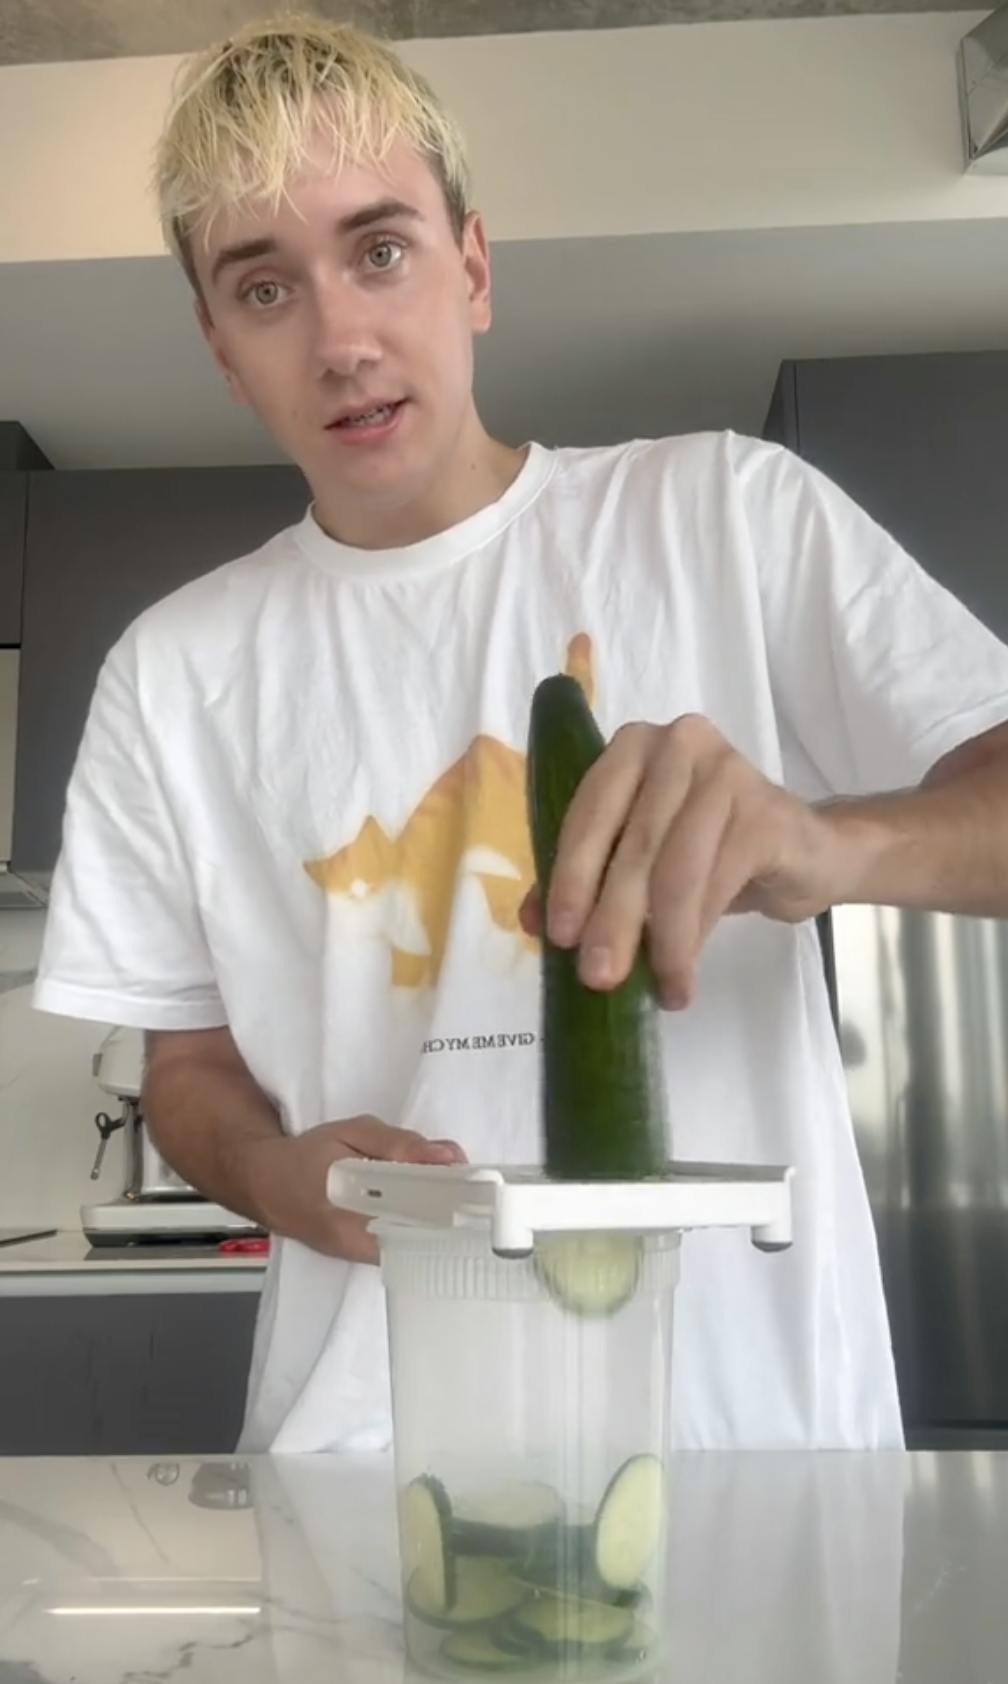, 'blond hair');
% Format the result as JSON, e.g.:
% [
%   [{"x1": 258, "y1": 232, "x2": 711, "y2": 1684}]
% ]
[{"x1": 153, "y1": 13, "x2": 471, "y2": 292}]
